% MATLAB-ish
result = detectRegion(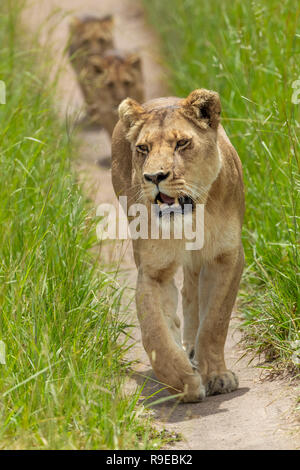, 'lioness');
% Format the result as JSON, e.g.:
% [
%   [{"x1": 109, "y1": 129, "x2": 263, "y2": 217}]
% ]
[{"x1": 111, "y1": 89, "x2": 245, "y2": 402}]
